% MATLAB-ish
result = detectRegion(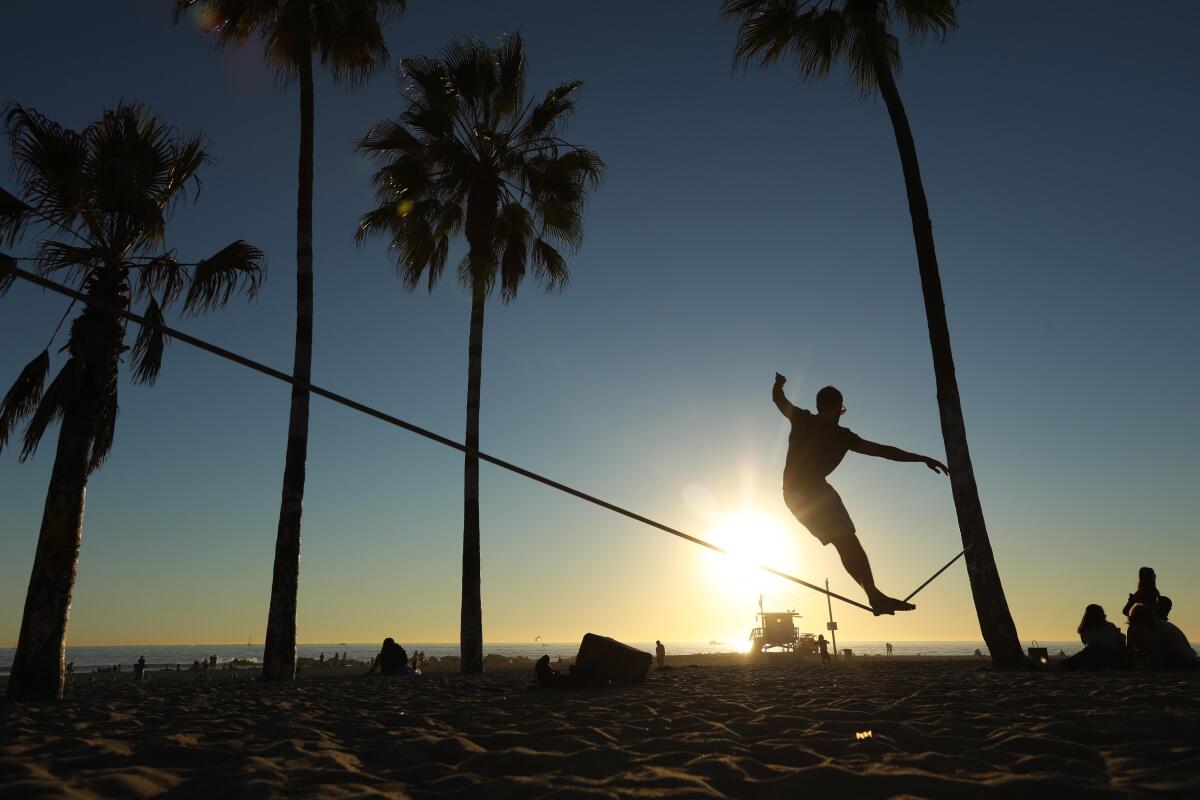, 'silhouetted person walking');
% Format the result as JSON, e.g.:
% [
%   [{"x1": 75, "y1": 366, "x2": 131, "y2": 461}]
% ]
[
  {"x1": 817, "y1": 634, "x2": 831, "y2": 662},
  {"x1": 655, "y1": 640, "x2": 665, "y2": 668},
  {"x1": 886, "y1": 642, "x2": 893, "y2": 656},
  {"x1": 773, "y1": 373, "x2": 948, "y2": 615}
]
